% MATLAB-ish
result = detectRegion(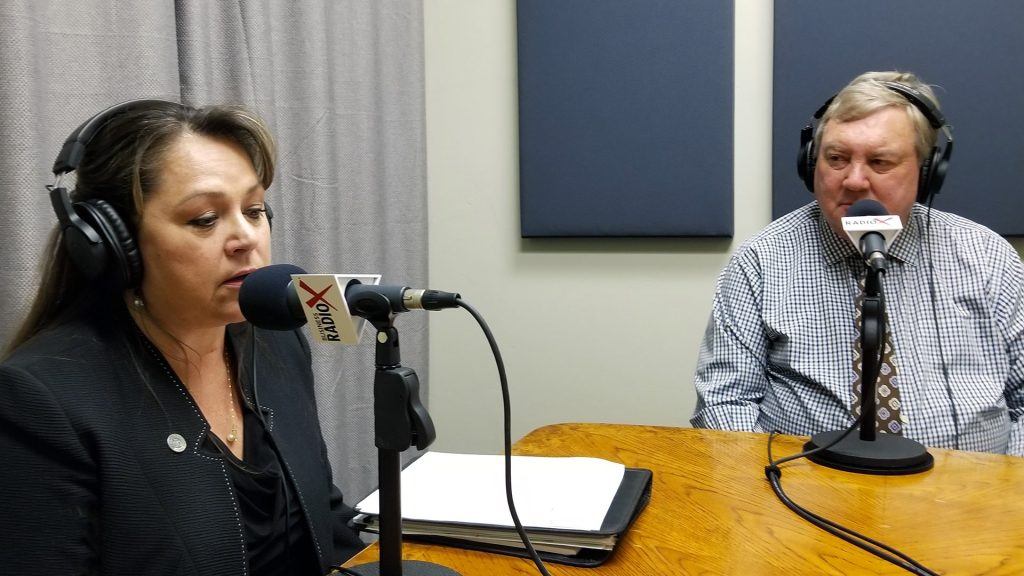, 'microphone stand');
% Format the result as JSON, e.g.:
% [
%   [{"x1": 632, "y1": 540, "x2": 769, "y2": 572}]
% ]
[
  {"x1": 804, "y1": 266, "x2": 934, "y2": 475},
  {"x1": 349, "y1": 294, "x2": 461, "y2": 576}
]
